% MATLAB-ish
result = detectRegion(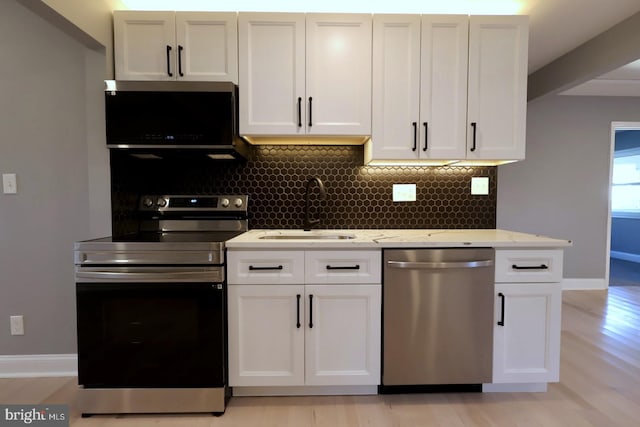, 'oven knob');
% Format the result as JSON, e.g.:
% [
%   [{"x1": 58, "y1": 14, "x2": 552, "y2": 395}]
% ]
[
  {"x1": 156, "y1": 198, "x2": 167, "y2": 207},
  {"x1": 142, "y1": 197, "x2": 154, "y2": 208},
  {"x1": 221, "y1": 198, "x2": 230, "y2": 208},
  {"x1": 234, "y1": 198, "x2": 243, "y2": 208}
]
